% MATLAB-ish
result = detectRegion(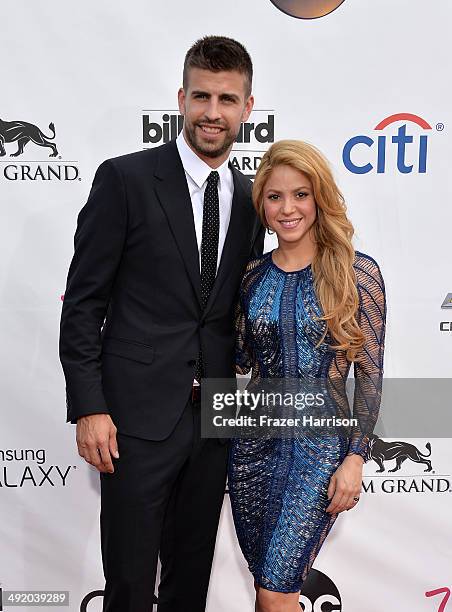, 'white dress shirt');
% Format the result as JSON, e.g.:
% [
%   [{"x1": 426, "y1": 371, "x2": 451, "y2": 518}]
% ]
[{"x1": 176, "y1": 131, "x2": 234, "y2": 273}]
